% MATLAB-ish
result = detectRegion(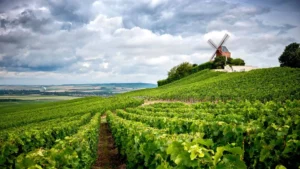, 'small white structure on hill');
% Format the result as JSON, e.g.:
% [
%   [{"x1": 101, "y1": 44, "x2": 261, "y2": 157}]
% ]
[
  {"x1": 230, "y1": 65, "x2": 258, "y2": 72},
  {"x1": 214, "y1": 65, "x2": 258, "y2": 72}
]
